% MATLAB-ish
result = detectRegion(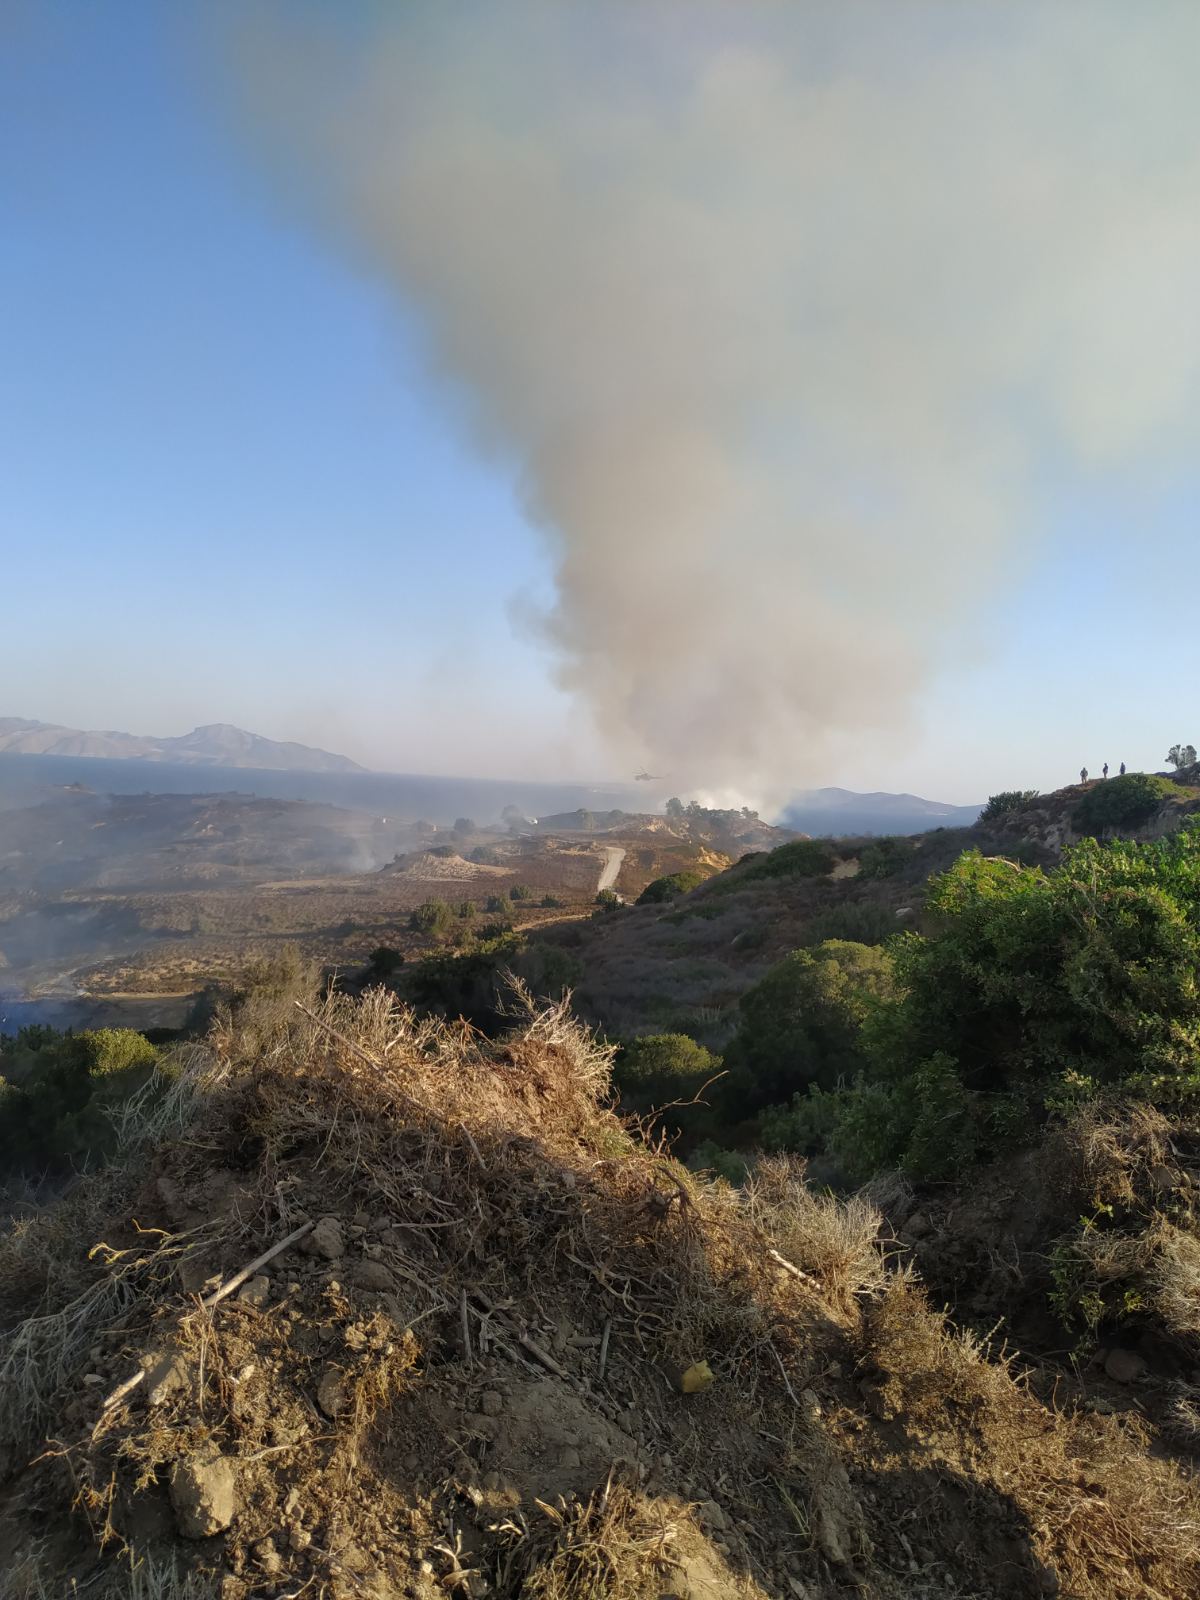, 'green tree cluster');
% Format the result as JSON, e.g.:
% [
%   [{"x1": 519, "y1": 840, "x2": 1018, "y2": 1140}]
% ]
[
  {"x1": 721, "y1": 940, "x2": 897, "y2": 1115},
  {"x1": 785, "y1": 833, "x2": 1200, "y2": 1179},
  {"x1": 636, "y1": 869, "x2": 709, "y2": 904},
  {"x1": 979, "y1": 790, "x2": 1040, "y2": 823},
  {"x1": 1073, "y1": 772, "x2": 1179, "y2": 833},
  {"x1": 0, "y1": 1027, "x2": 159, "y2": 1174}
]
